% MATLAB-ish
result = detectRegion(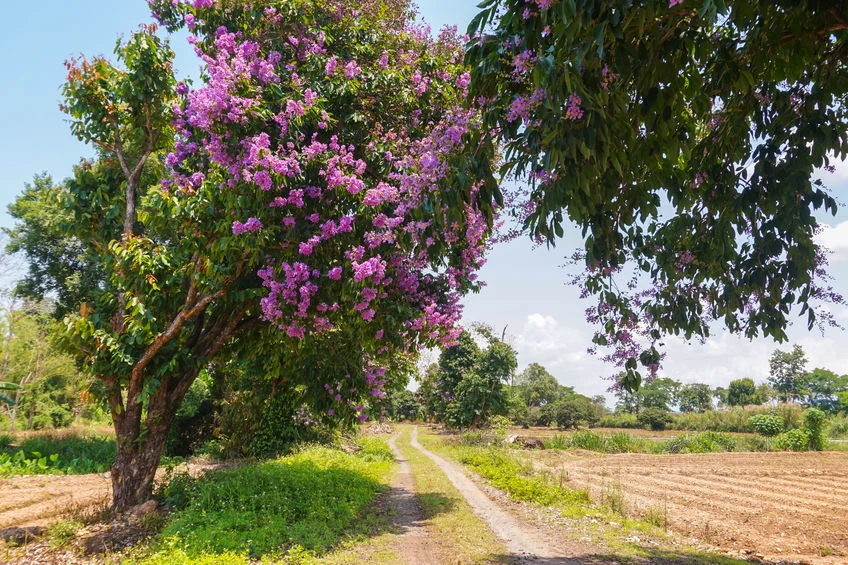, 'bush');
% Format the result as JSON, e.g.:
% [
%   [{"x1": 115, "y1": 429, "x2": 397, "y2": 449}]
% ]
[
  {"x1": 637, "y1": 408, "x2": 672, "y2": 431},
  {"x1": 804, "y1": 407, "x2": 826, "y2": 451},
  {"x1": 775, "y1": 428, "x2": 810, "y2": 452},
  {"x1": 747, "y1": 414, "x2": 784, "y2": 437}
]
